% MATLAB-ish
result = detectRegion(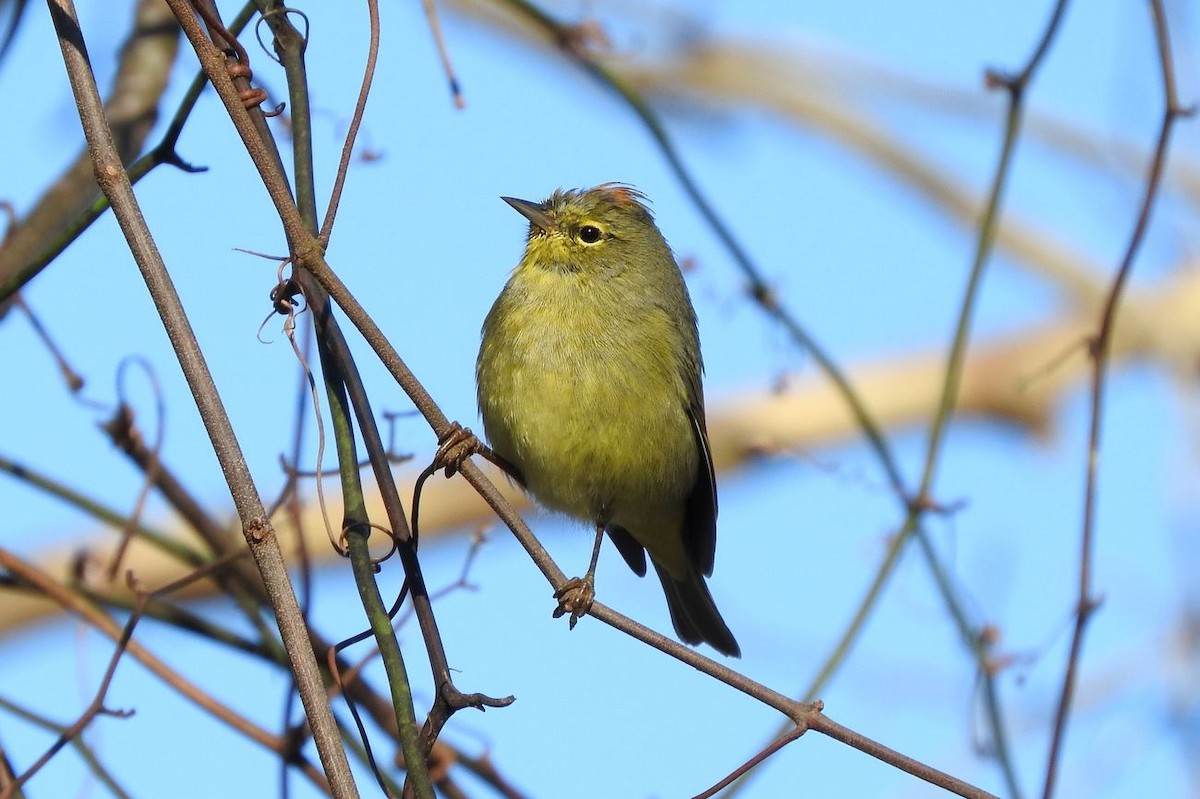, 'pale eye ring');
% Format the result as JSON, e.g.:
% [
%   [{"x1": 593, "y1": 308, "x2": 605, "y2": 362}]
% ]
[{"x1": 578, "y1": 225, "x2": 603, "y2": 244}]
